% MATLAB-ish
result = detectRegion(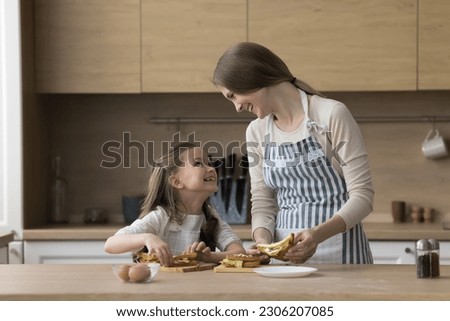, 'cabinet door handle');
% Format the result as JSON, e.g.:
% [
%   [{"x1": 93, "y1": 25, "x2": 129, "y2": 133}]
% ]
[{"x1": 404, "y1": 247, "x2": 413, "y2": 254}]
